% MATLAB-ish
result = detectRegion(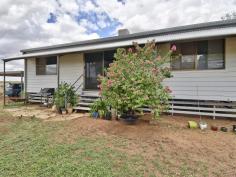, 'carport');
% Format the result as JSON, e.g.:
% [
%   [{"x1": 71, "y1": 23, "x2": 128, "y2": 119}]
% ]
[{"x1": 0, "y1": 70, "x2": 24, "y2": 106}]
